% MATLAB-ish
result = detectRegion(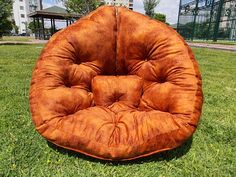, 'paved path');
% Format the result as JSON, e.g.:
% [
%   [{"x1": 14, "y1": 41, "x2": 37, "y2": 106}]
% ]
[
  {"x1": 188, "y1": 42, "x2": 236, "y2": 52},
  {"x1": 1, "y1": 40, "x2": 236, "y2": 52}
]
